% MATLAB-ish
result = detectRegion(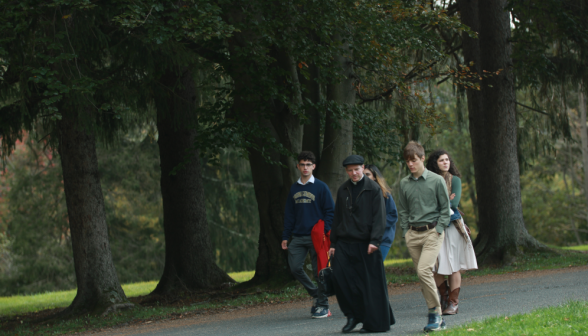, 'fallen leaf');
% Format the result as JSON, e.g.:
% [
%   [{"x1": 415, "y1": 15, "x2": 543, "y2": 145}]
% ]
[{"x1": 467, "y1": 328, "x2": 475, "y2": 331}]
